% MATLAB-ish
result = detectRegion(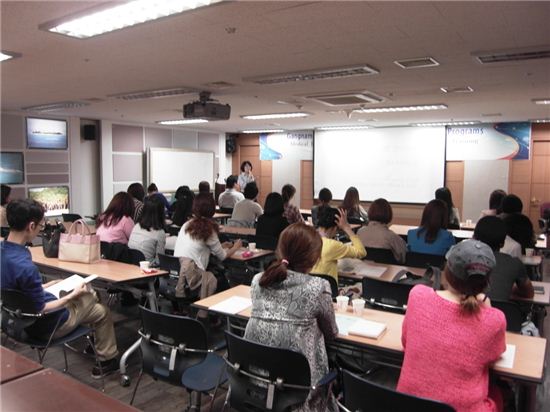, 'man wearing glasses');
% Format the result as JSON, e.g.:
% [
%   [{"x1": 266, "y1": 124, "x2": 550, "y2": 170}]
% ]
[{"x1": 0, "y1": 199, "x2": 119, "y2": 378}]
